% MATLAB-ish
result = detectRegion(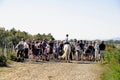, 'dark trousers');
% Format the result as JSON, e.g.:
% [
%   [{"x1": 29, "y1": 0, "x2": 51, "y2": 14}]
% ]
[
  {"x1": 17, "y1": 49, "x2": 24, "y2": 58},
  {"x1": 17, "y1": 49, "x2": 25, "y2": 62},
  {"x1": 70, "y1": 52, "x2": 73, "y2": 60},
  {"x1": 24, "y1": 48, "x2": 29, "y2": 58}
]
